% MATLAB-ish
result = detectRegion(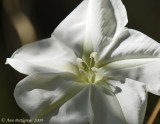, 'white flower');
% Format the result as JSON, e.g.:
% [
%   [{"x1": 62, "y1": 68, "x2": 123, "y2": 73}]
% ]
[{"x1": 6, "y1": 0, "x2": 160, "y2": 124}]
